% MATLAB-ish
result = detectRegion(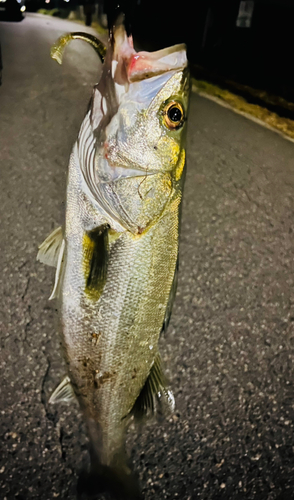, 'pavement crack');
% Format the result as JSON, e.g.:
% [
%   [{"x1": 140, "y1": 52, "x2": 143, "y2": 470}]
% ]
[
  {"x1": 41, "y1": 357, "x2": 60, "y2": 429},
  {"x1": 41, "y1": 357, "x2": 51, "y2": 413},
  {"x1": 22, "y1": 276, "x2": 31, "y2": 301},
  {"x1": 18, "y1": 260, "x2": 28, "y2": 271},
  {"x1": 239, "y1": 186, "x2": 257, "y2": 206},
  {"x1": 24, "y1": 305, "x2": 33, "y2": 344},
  {"x1": 58, "y1": 425, "x2": 66, "y2": 461}
]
